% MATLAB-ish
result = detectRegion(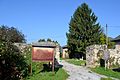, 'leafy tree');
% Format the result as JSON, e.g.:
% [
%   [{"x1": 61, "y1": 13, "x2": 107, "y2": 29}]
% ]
[
  {"x1": 38, "y1": 39, "x2": 45, "y2": 42},
  {"x1": 0, "y1": 25, "x2": 28, "y2": 80},
  {"x1": 99, "y1": 28, "x2": 115, "y2": 48},
  {"x1": 100, "y1": 33, "x2": 106, "y2": 45},
  {"x1": 108, "y1": 39, "x2": 115, "y2": 49},
  {"x1": 38, "y1": 38, "x2": 59, "y2": 44},
  {"x1": 66, "y1": 3, "x2": 102, "y2": 59},
  {"x1": 0, "y1": 25, "x2": 26, "y2": 43},
  {"x1": 47, "y1": 38, "x2": 52, "y2": 42},
  {"x1": 100, "y1": 33, "x2": 115, "y2": 49}
]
